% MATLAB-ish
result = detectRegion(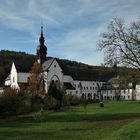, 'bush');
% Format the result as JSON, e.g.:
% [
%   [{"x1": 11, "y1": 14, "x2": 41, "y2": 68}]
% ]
[
  {"x1": 64, "y1": 94, "x2": 80, "y2": 106},
  {"x1": 43, "y1": 95, "x2": 60, "y2": 110},
  {"x1": 30, "y1": 95, "x2": 43, "y2": 112},
  {"x1": 0, "y1": 95, "x2": 22, "y2": 118},
  {"x1": 0, "y1": 88, "x2": 31, "y2": 118},
  {"x1": 33, "y1": 109, "x2": 45, "y2": 122},
  {"x1": 18, "y1": 99, "x2": 31, "y2": 114},
  {"x1": 48, "y1": 83, "x2": 65, "y2": 109},
  {"x1": 99, "y1": 102, "x2": 104, "y2": 107}
]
